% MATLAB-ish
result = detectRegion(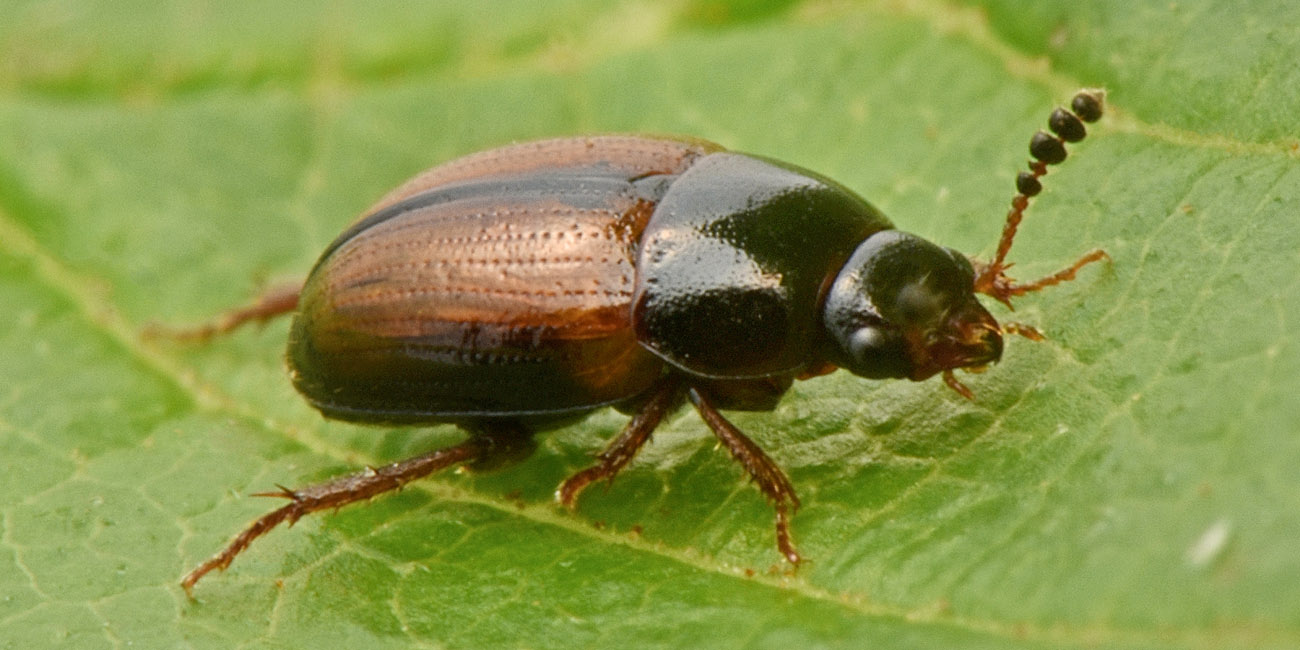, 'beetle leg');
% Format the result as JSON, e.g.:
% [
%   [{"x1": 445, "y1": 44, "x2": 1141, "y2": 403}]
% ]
[
  {"x1": 181, "y1": 424, "x2": 531, "y2": 596},
  {"x1": 687, "y1": 387, "x2": 802, "y2": 566},
  {"x1": 146, "y1": 280, "x2": 302, "y2": 342},
  {"x1": 973, "y1": 248, "x2": 1108, "y2": 309},
  {"x1": 464, "y1": 421, "x2": 537, "y2": 472},
  {"x1": 556, "y1": 375, "x2": 685, "y2": 508},
  {"x1": 1001, "y1": 249, "x2": 1109, "y2": 299}
]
